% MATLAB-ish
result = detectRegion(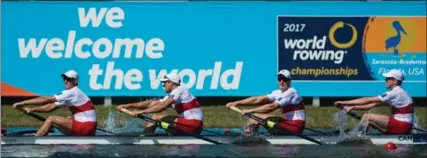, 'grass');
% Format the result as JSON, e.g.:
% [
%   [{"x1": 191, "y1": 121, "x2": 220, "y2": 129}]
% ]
[{"x1": 1, "y1": 105, "x2": 426, "y2": 130}]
